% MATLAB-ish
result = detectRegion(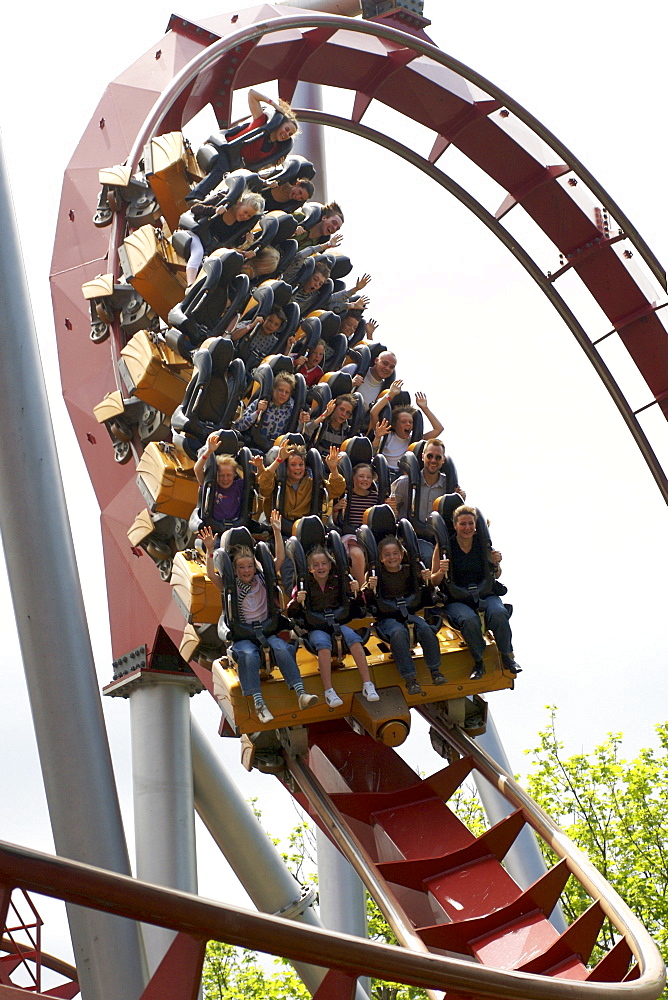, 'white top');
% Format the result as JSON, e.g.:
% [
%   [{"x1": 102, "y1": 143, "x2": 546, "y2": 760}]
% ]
[
  {"x1": 358, "y1": 372, "x2": 383, "y2": 408},
  {"x1": 383, "y1": 432, "x2": 409, "y2": 470}
]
